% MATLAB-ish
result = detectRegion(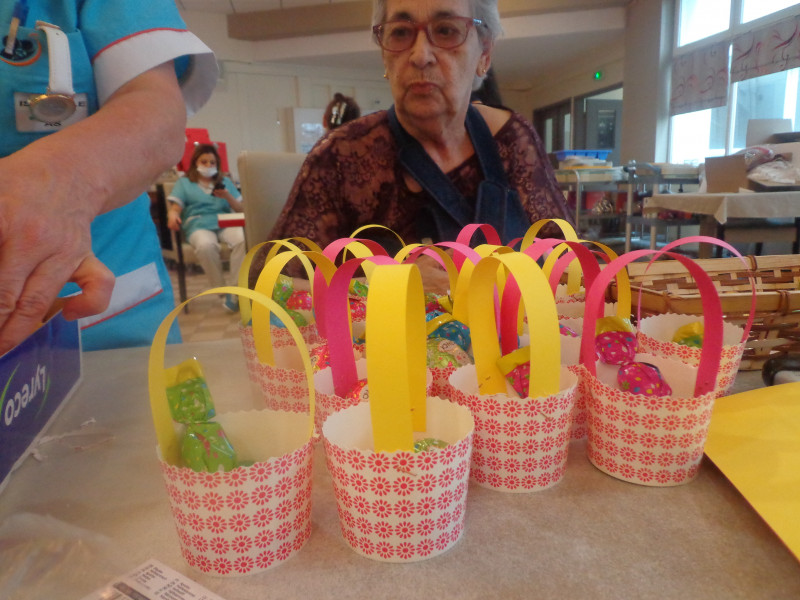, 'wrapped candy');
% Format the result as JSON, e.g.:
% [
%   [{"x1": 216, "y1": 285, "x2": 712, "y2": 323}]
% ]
[
  {"x1": 414, "y1": 438, "x2": 448, "y2": 452},
  {"x1": 181, "y1": 422, "x2": 238, "y2": 472},
  {"x1": 286, "y1": 289, "x2": 313, "y2": 311},
  {"x1": 346, "y1": 379, "x2": 370, "y2": 403},
  {"x1": 310, "y1": 344, "x2": 331, "y2": 372},
  {"x1": 349, "y1": 297, "x2": 367, "y2": 321},
  {"x1": 165, "y1": 358, "x2": 215, "y2": 424},
  {"x1": 426, "y1": 337, "x2": 471, "y2": 369},
  {"x1": 165, "y1": 358, "x2": 239, "y2": 472},
  {"x1": 596, "y1": 315, "x2": 634, "y2": 335},
  {"x1": 595, "y1": 331, "x2": 637, "y2": 365},
  {"x1": 559, "y1": 323, "x2": 579, "y2": 337},
  {"x1": 496, "y1": 347, "x2": 530, "y2": 398},
  {"x1": 594, "y1": 315, "x2": 637, "y2": 365},
  {"x1": 269, "y1": 274, "x2": 311, "y2": 327},
  {"x1": 672, "y1": 321, "x2": 704, "y2": 348},
  {"x1": 426, "y1": 310, "x2": 470, "y2": 353},
  {"x1": 617, "y1": 362, "x2": 672, "y2": 397},
  {"x1": 349, "y1": 279, "x2": 369, "y2": 298}
]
